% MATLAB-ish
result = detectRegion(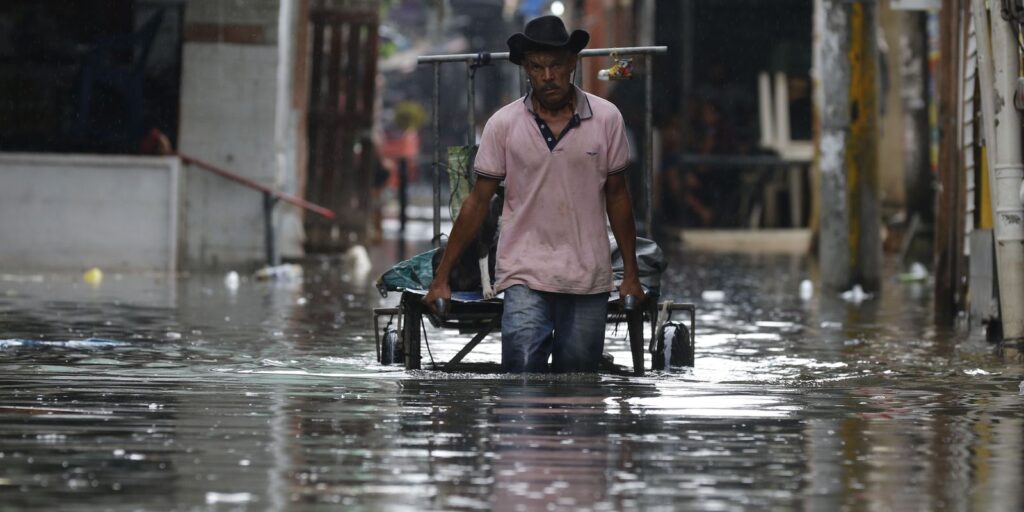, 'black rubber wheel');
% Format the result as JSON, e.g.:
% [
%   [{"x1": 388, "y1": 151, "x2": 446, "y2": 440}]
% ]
[
  {"x1": 669, "y1": 323, "x2": 694, "y2": 367},
  {"x1": 379, "y1": 328, "x2": 403, "y2": 365},
  {"x1": 653, "y1": 322, "x2": 694, "y2": 370}
]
